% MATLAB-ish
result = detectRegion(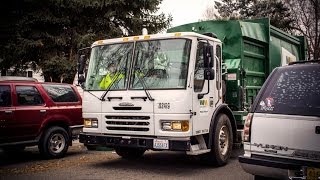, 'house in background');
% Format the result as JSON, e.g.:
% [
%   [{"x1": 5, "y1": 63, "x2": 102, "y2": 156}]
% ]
[{"x1": 0, "y1": 67, "x2": 45, "y2": 82}]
